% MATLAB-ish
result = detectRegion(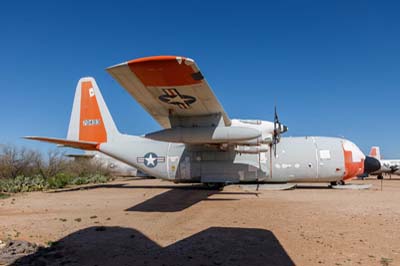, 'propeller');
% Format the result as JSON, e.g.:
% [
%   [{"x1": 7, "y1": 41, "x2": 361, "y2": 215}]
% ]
[
  {"x1": 271, "y1": 106, "x2": 288, "y2": 157},
  {"x1": 390, "y1": 165, "x2": 399, "y2": 173},
  {"x1": 258, "y1": 106, "x2": 288, "y2": 191}
]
